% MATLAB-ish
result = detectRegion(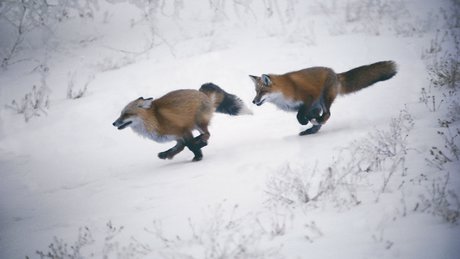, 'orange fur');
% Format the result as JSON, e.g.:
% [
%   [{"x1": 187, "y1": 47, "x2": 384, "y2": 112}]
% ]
[
  {"x1": 113, "y1": 84, "x2": 251, "y2": 161},
  {"x1": 250, "y1": 61, "x2": 397, "y2": 135}
]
